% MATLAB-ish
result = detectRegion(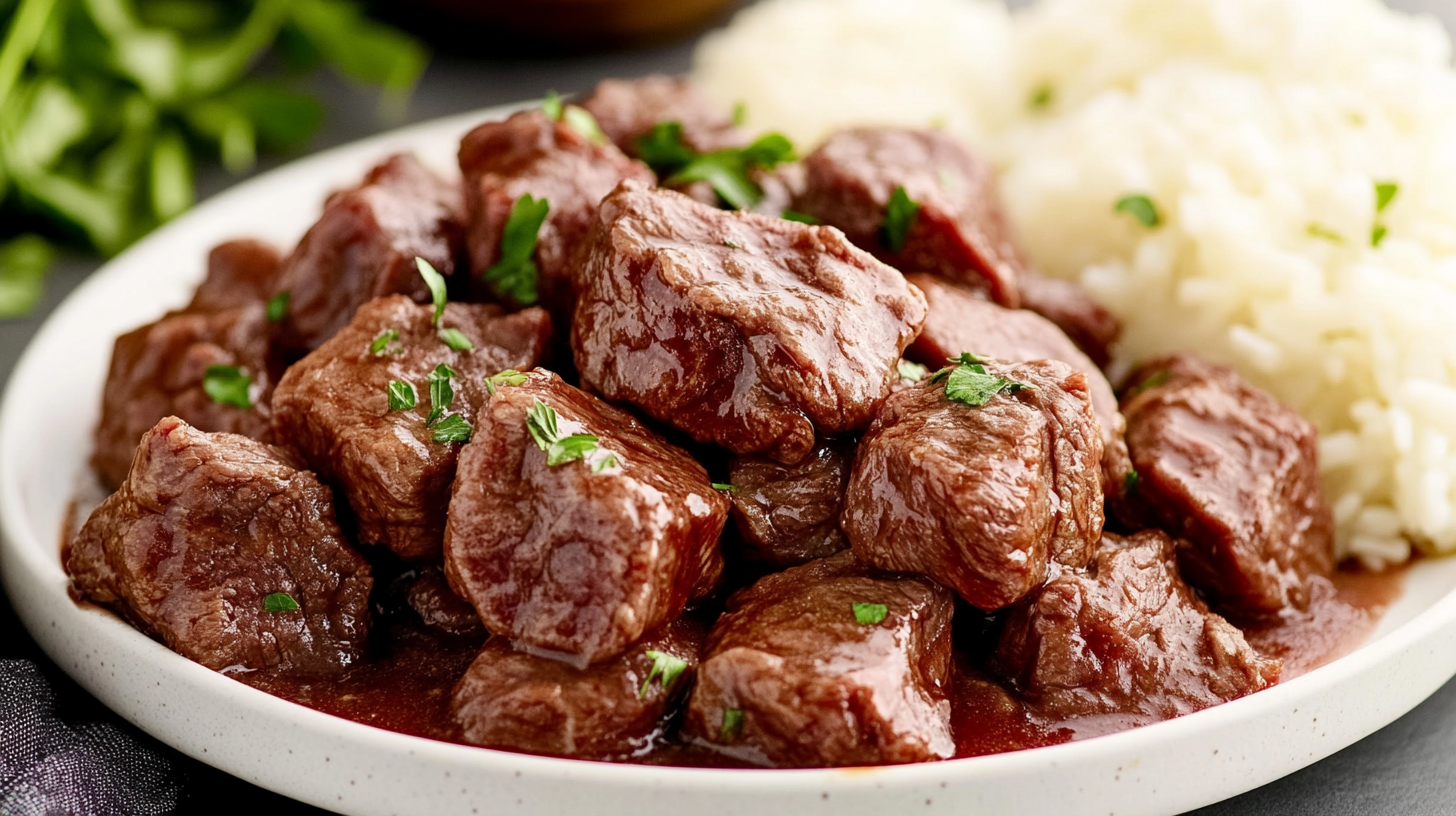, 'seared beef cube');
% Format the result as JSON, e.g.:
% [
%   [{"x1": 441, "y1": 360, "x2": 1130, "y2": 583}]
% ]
[
  {"x1": 573, "y1": 181, "x2": 927, "y2": 464},
  {"x1": 795, "y1": 128, "x2": 1022, "y2": 307},
  {"x1": 458, "y1": 109, "x2": 654, "y2": 316},
  {"x1": 67, "y1": 417, "x2": 371, "y2": 674},
  {"x1": 727, "y1": 438, "x2": 853, "y2": 567},
  {"x1": 274, "y1": 153, "x2": 464, "y2": 352},
  {"x1": 272, "y1": 295, "x2": 551, "y2": 561},
  {"x1": 92, "y1": 304, "x2": 279, "y2": 489},
  {"x1": 992, "y1": 530, "x2": 1280, "y2": 723},
  {"x1": 186, "y1": 239, "x2": 284, "y2": 313},
  {"x1": 406, "y1": 567, "x2": 485, "y2": 637},
  {"x1": 1017, "y1": 272, "x2": 1120, "y2": 369},
  {"x1": 842, "y1": 359, "x2": 1104, "y2": 610},
  {"x1": 905, "y1": 273, "x2": 1131, "y2": 500},
  {"x1": 578, "y1": 75, "x2": 746, "y2": 158},
  {"x1": 682, "y1": 551, "x2": 954, "y2": 767},
  {"x1": 453, "y1": 617, "x2": 705, "y2": 759},
  {"x1": 1120, "y1": 354, "x2": 1335, "y2": 617},
  {"x1": 445, "y1": 370, "x2": 728, "y2": 666}
]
